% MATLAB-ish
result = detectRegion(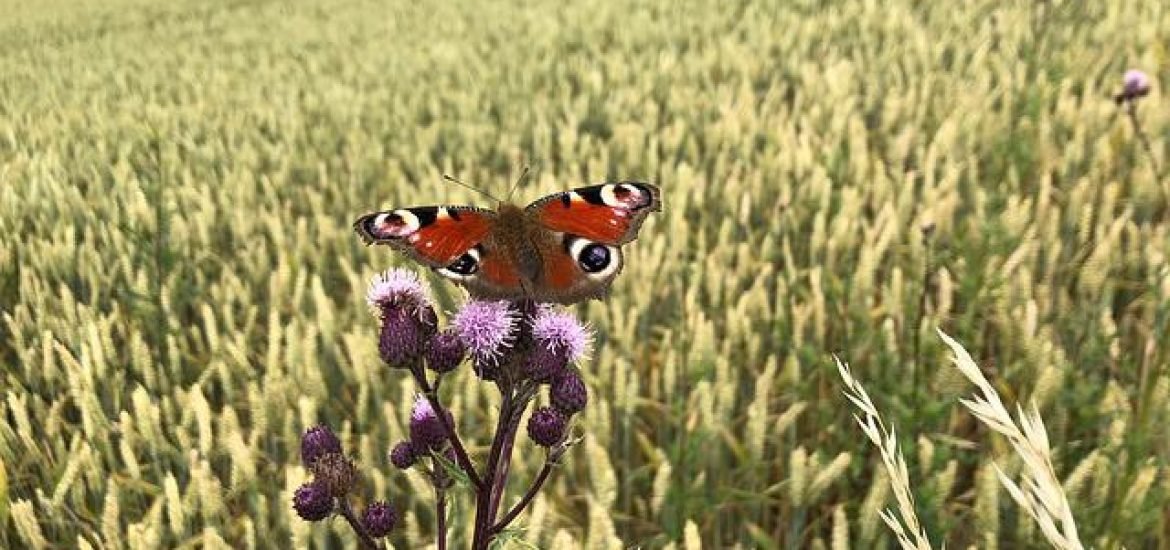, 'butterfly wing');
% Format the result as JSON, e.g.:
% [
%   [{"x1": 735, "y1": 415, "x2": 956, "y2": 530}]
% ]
[
  {"x1": 353, "y1": 204, "x2": 496, "y2": 266},
  {"x1": 524, "y1": 182, "x2": 662, "y2": 304},
  {"x1": 525, "y1": 181, "x2": 662, "y2": 244},
  {"x1": 354, "y1": 205, "x2": 534, "y2": 298}
]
